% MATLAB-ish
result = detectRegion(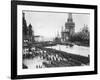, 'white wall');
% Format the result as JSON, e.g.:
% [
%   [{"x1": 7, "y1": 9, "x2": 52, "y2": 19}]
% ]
[{"x1": 0, "y1": 0, "x2": 99, "y2": 80}]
